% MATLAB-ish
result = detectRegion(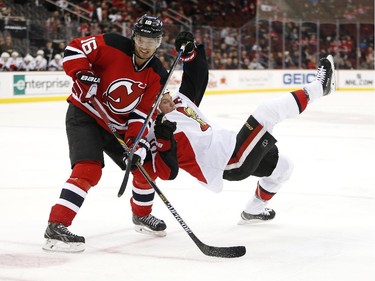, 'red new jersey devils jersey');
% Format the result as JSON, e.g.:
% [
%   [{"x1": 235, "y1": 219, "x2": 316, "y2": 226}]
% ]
[{"x1": 63, "y1": 33, "x2": 168, "y2": 140}]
